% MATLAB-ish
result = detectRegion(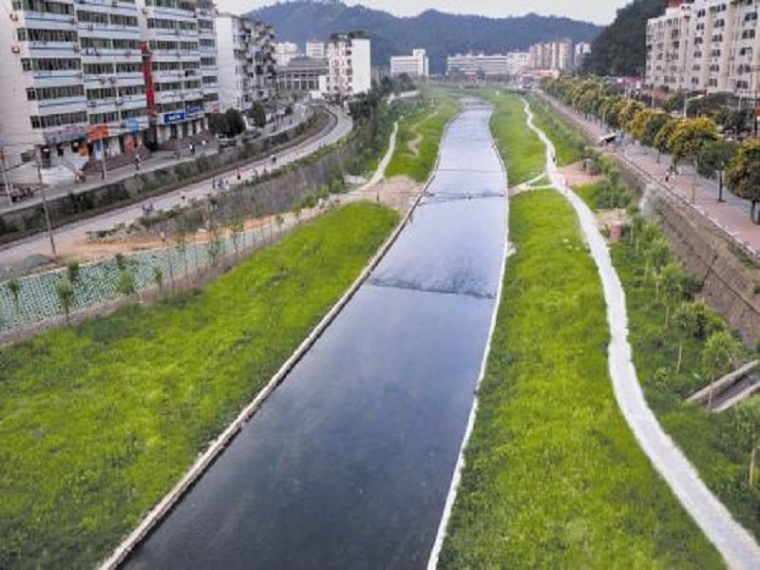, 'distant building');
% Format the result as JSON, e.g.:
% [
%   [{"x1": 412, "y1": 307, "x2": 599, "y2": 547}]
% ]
[
  {"x1": 506, "y1": 51, "x2": 530, "y2": 76},
  {"x1": 447, "y1": 54, "x2": 509, "y2": 77},
  {"x1": 326, "y1": 32, "x2": 371, "y2": 101},
  {"x1": 574, "y1": 42, "x2": 591, "y2": 70},
  {"x1": 216, "y1": 14, "x2": 276, "y2": 113},
  {"x1": 390, "y1": 49, "x2": 429, "y2": 78},
  {"x1": 277, "y1": 56, "x2": 328, "y2": 94},
  {"x1": 528, "y1": 40, "x2": 574, "y2": 72},
  {"x1": 274, "y1": 41, "x2": 301, "y2": 67},
  {"x1": 305, "y1": 40, "x2": 326, "y2": 60}
]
